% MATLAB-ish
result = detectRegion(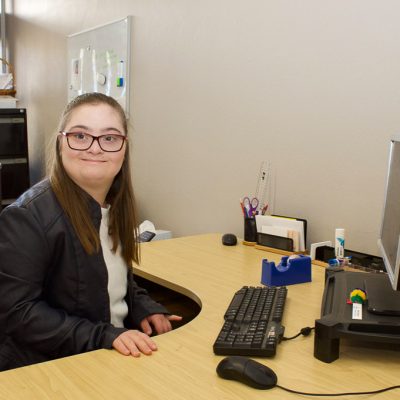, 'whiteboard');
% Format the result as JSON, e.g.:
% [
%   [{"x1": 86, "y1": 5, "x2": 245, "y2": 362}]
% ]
[{"x1": 67, "y1": 16, "x2": 131, "y2": 116}]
